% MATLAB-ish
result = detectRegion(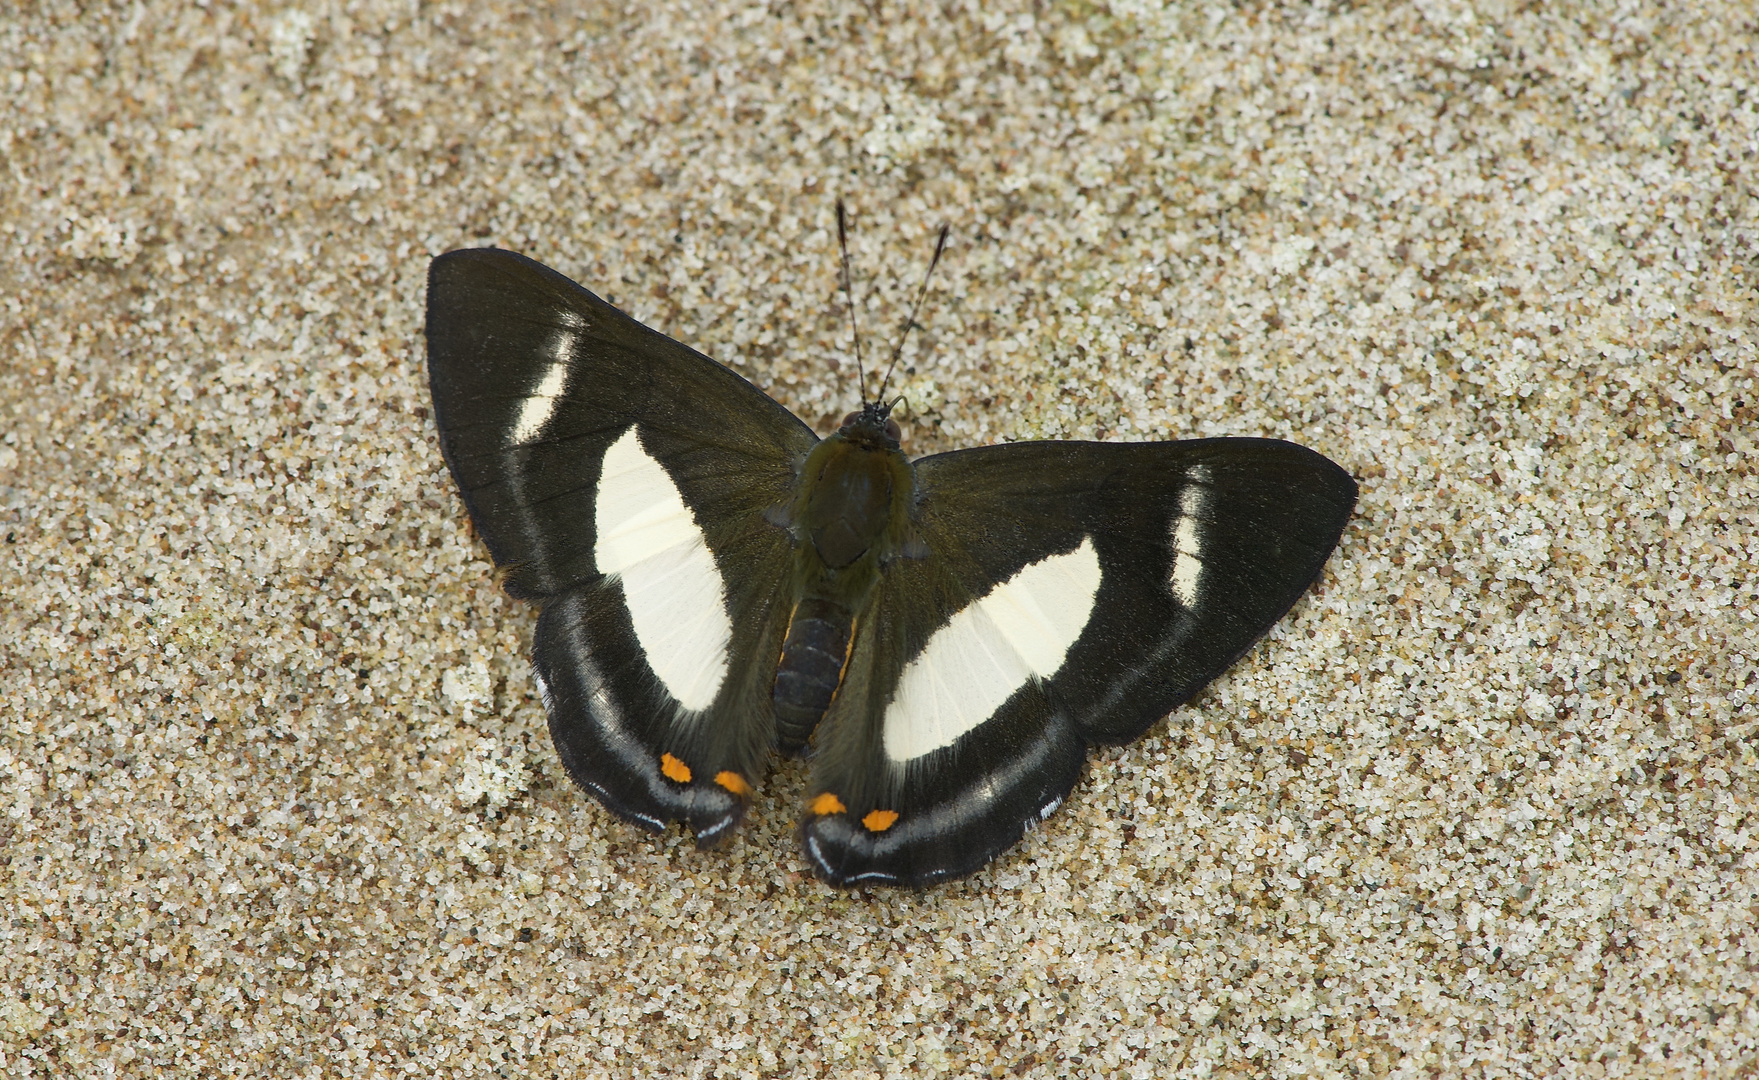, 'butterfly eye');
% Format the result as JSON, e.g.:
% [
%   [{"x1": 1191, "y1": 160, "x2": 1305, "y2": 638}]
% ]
[
  {"x1": 885, "y1": 417, "x2": 901, "y2": 442},
  {"x1": 840, "y1": 411, "x2": 862, "y2": 429}
]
